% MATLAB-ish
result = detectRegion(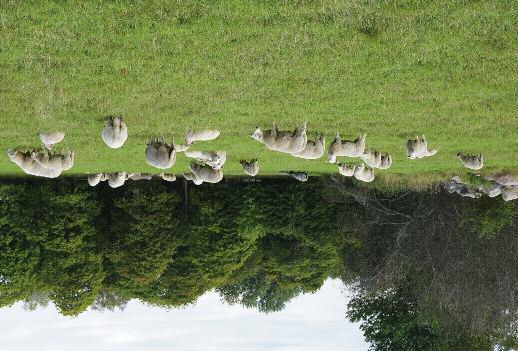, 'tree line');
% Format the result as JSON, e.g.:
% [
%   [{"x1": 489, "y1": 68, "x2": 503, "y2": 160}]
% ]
[{"x1": 0, "y1": 177, "x2": 516, "y2": 350}]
